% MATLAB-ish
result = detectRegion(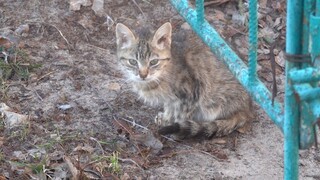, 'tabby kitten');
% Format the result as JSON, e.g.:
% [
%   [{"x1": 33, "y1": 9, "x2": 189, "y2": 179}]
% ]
[{"x1": 115, "y1": 22, "x2": 253, "y2": 138}]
